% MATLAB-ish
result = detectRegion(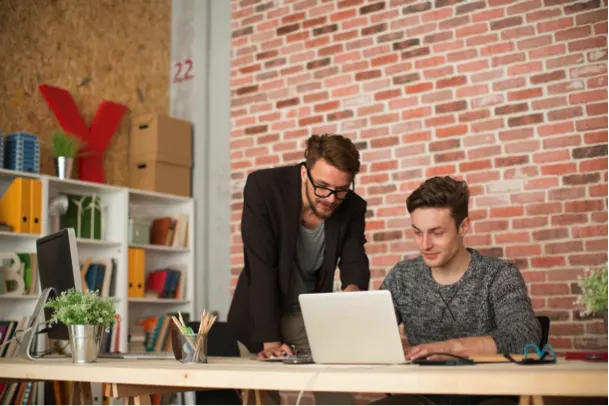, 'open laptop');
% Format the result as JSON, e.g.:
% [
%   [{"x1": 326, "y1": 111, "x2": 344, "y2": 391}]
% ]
[{"x1": 299, "y1": 290, "x2": 407, "y2": 365}]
